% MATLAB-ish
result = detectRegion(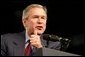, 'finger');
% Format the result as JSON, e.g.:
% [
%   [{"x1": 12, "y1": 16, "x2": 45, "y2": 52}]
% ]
[
  {"x1": 30, "y1": 38, "x2": 35, "y2": 41},
  {"x1": 30, "y1": 40, "x2": 37, "y2": 43},
  {"x1": 34, "y1": 29, "x2": 37, "y2": 35},
  {"x1": 30, "y1": 35, "x2": 35, "y2": 38}
]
